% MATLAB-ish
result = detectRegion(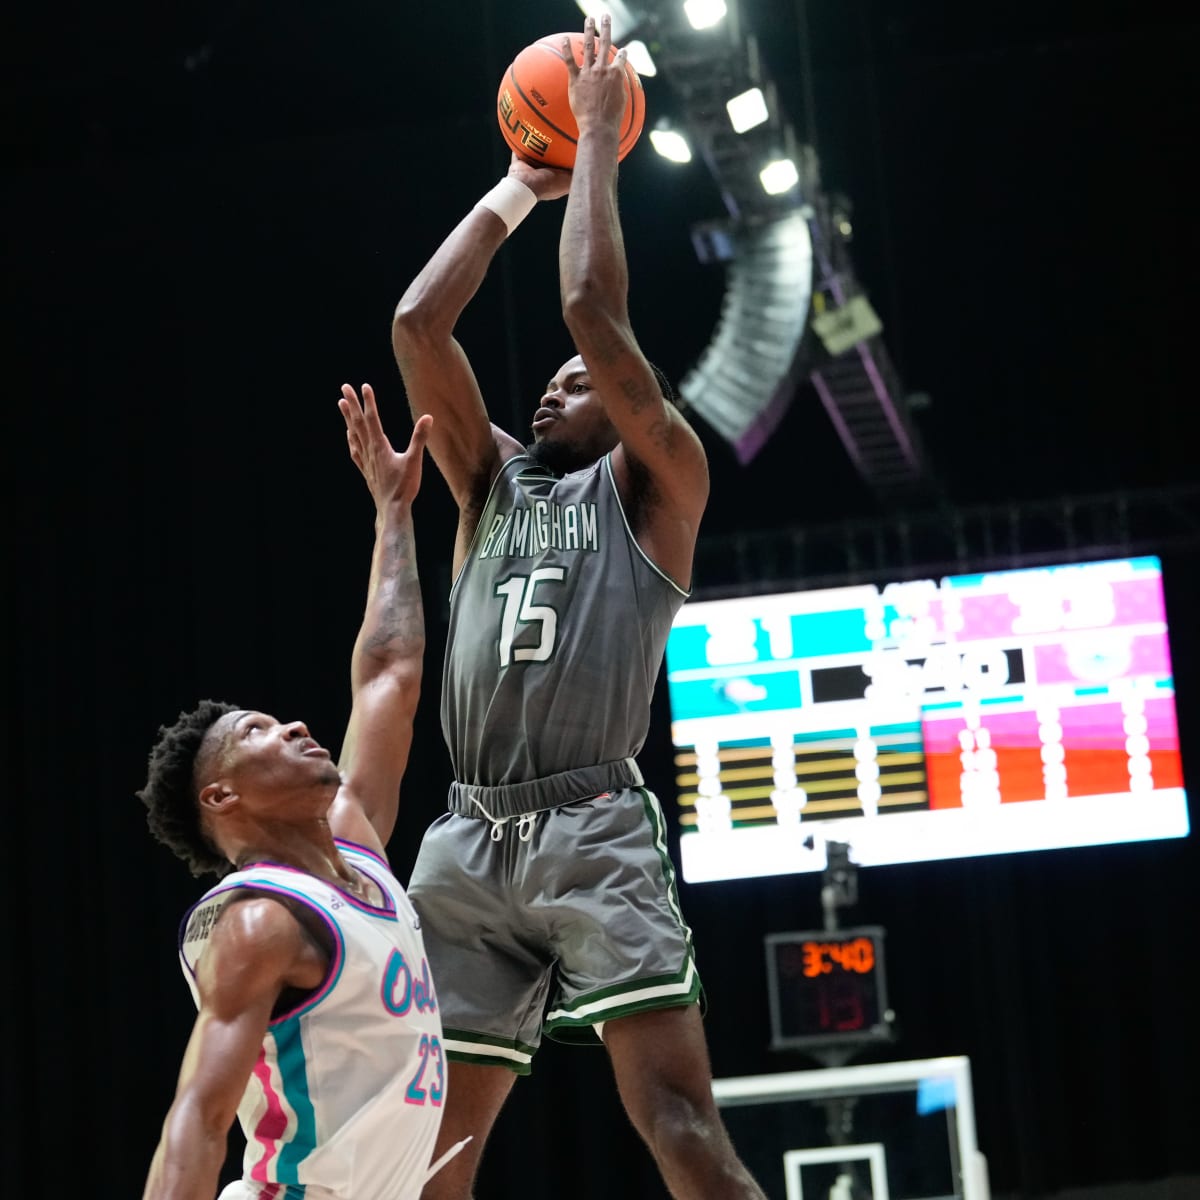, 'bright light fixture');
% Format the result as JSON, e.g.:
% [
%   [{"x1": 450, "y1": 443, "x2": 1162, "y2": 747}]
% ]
[
  {"x1": 683, "y1": 0, "x2": 727, "y2": 31},
  {"x1": 574, "y1": 0, "x2": 640, "y2": 42},
  {"x1": 650, "y1": 128, "x2": 693, "y2": 163},
  {"x1": 624, "y1": 39, "x2": 657, "y2": 77},
  {"x1": 726, "y1": 87, "x2": 768, "y2": 133},
  {"x1": 759, "y1": 157, "x2": 799, "y2": 195}
]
